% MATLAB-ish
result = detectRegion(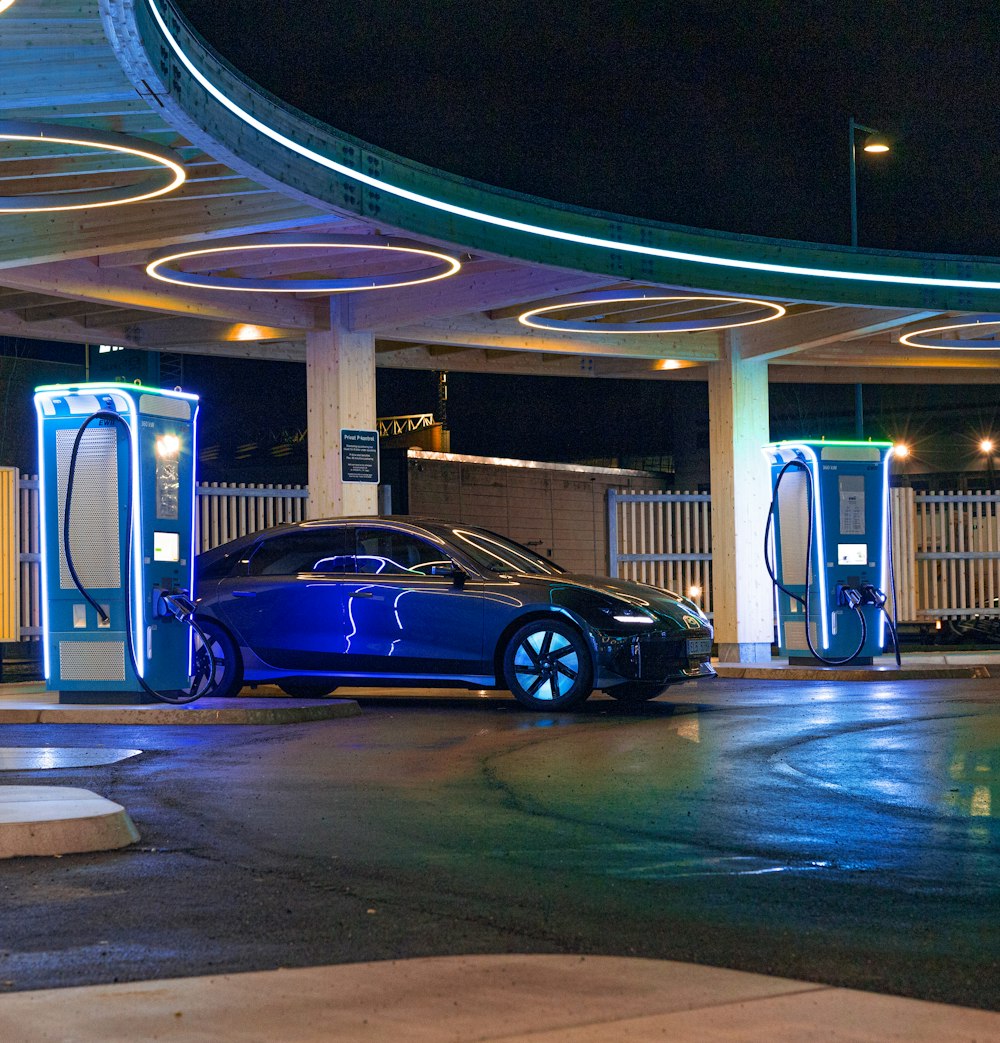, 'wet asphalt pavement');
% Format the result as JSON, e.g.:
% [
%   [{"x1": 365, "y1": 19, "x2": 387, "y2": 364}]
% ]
[{"x1": 0, "y1": 678, "x2": 997, "y2": 1010}]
